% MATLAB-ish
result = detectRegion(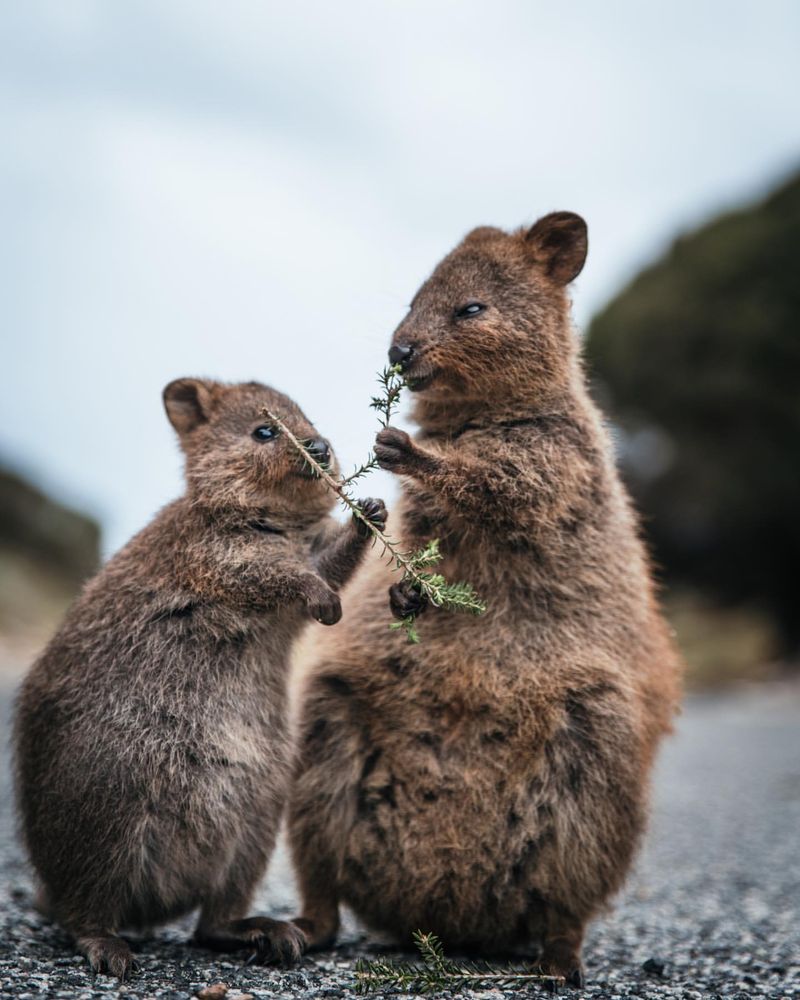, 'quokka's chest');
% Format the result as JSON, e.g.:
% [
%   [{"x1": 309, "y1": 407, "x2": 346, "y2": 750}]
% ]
[{"x1": 325, "y1": 661, "x2": 549, "y2": 764}]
